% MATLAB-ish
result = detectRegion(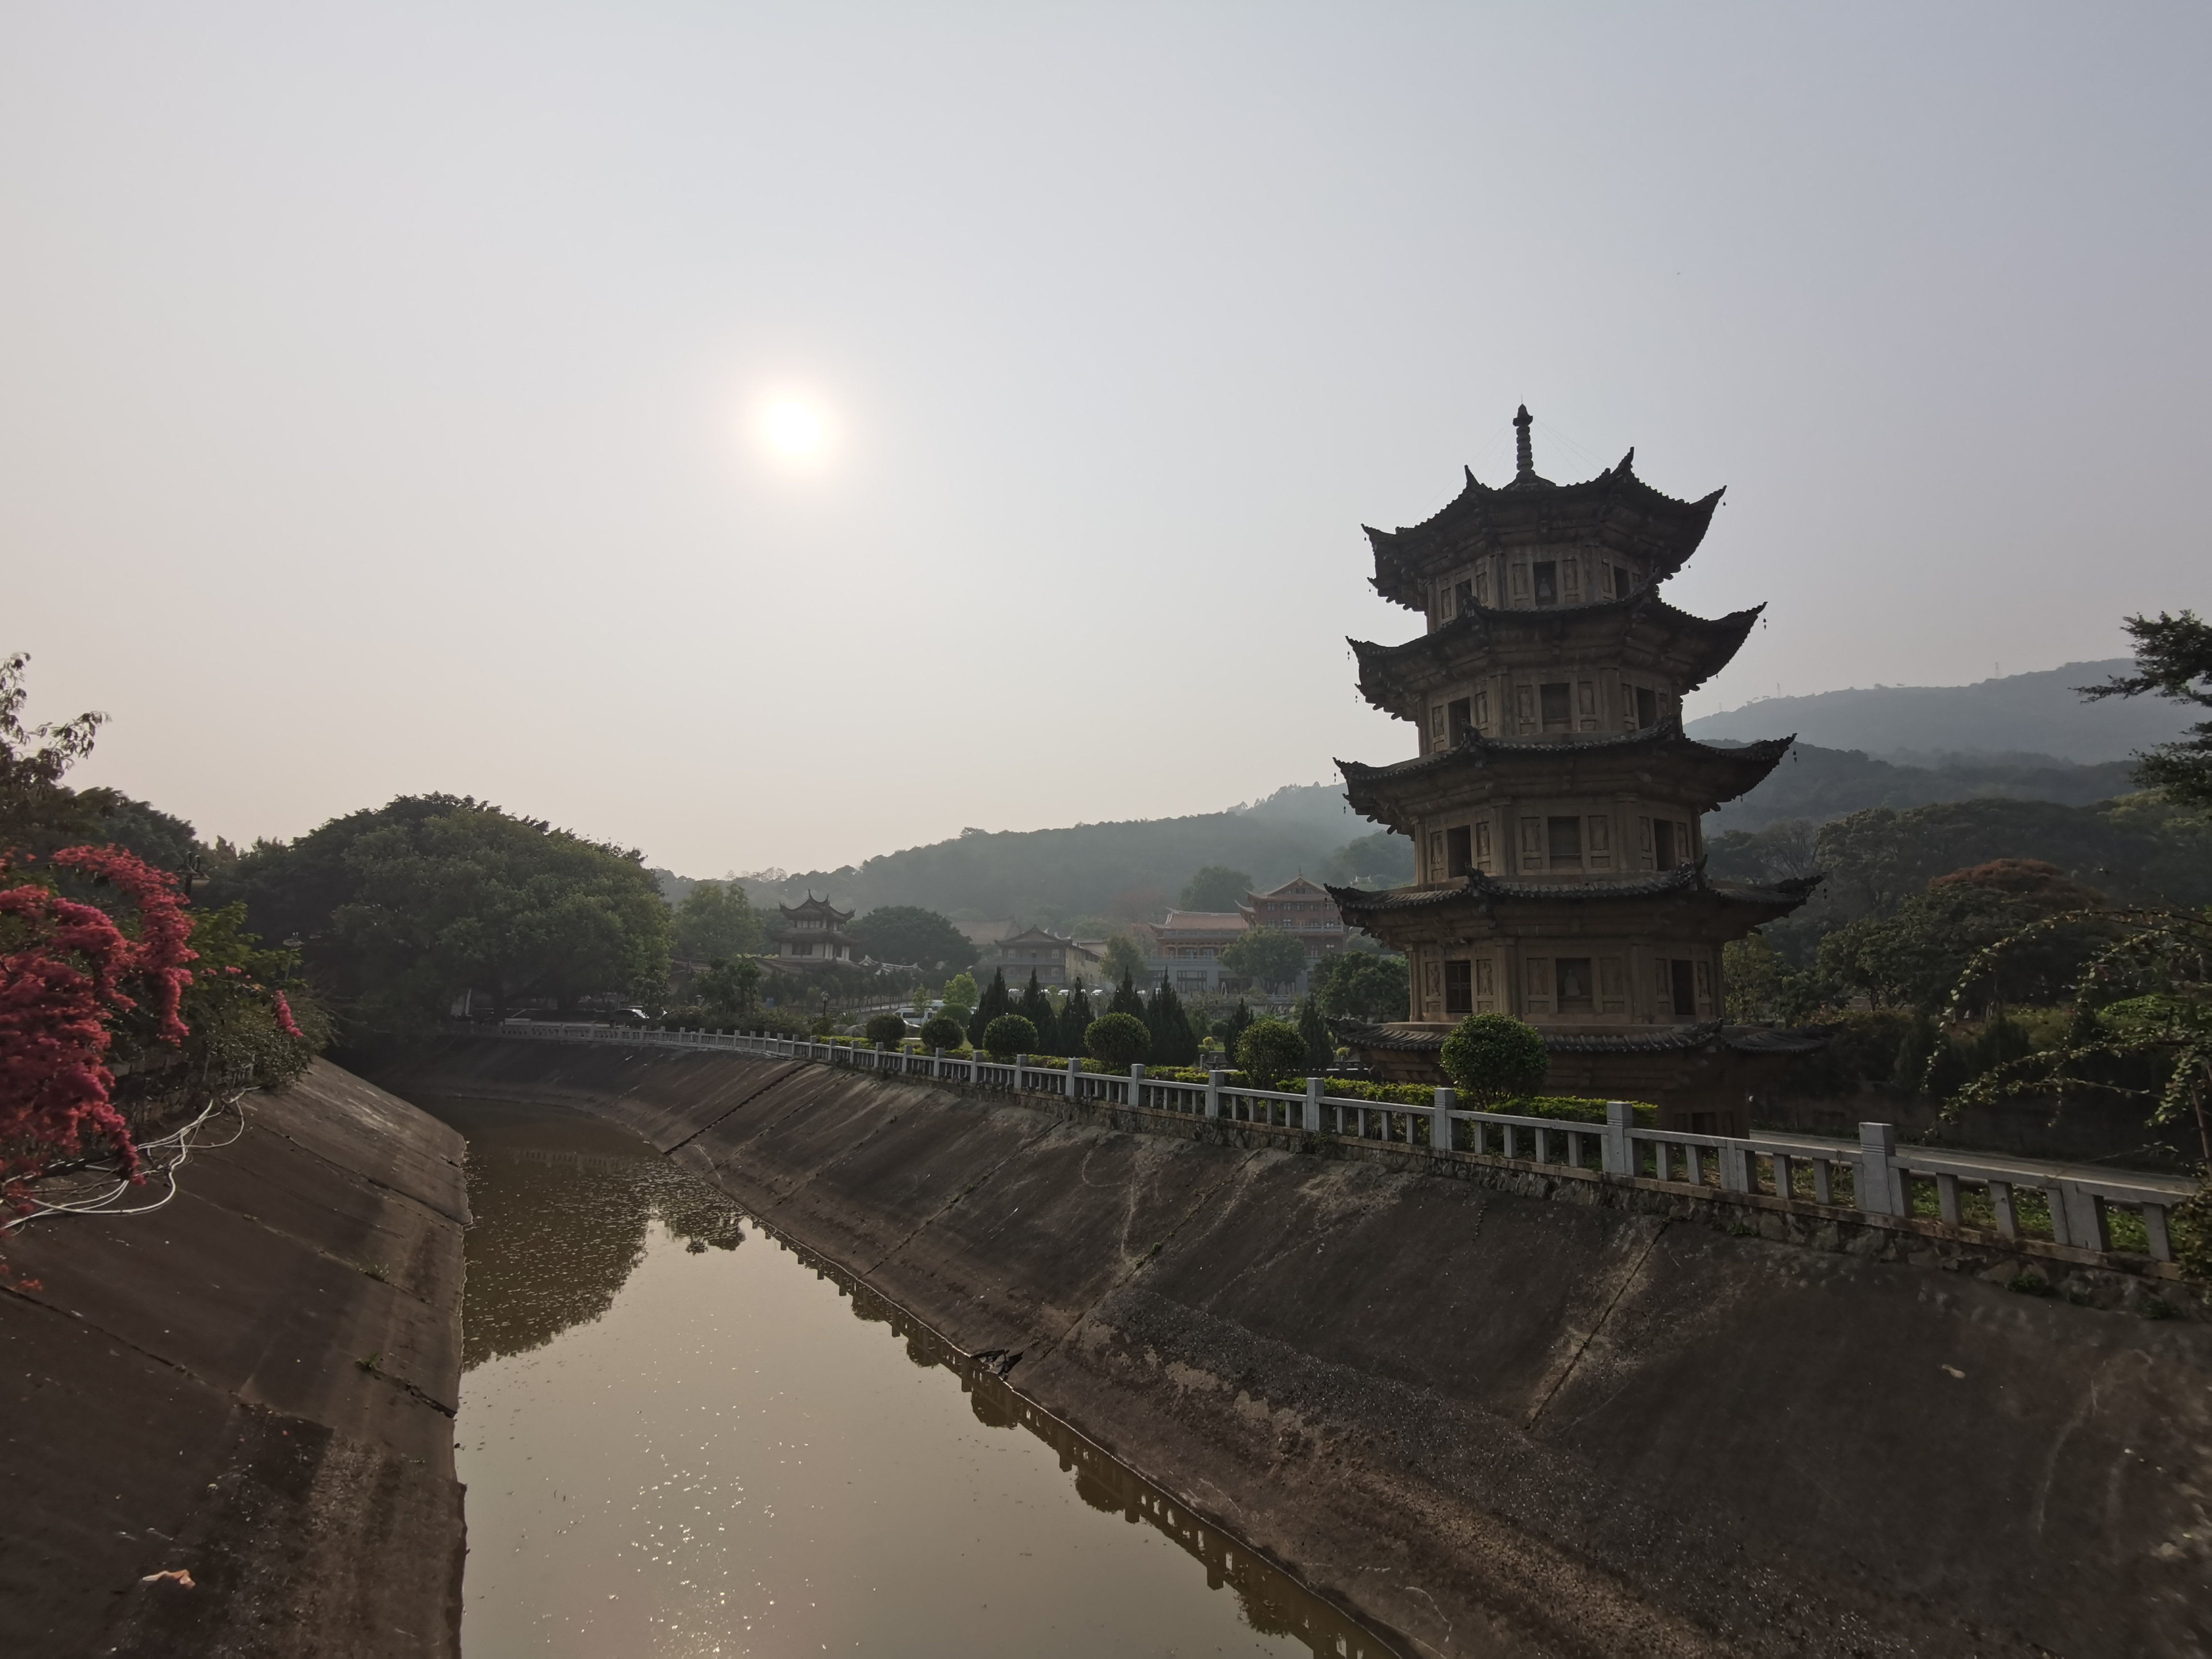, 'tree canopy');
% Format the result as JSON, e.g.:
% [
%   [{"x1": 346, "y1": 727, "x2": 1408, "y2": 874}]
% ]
[
  {"x1": 220, "y1": 794, "x2": 671, "y2": 1034},
  {"x1": 1439, "y1": 1014, "x2": 1549, "y2": 1107},
  {"x1": 2082, "y1": 610, "x2": 2212, "y2": 809},
  {"x1": 1178, "y1": 865, "x2": 1253, "y2": 912},
  {"x1": 1221, "y1": 926, "x2": 1308, "y2": 991},
  {"x1": 673, "y1": 880, "x2": 765, "y2": 961},
  {"x1": 849, "y1": 905, "x2": 979, "y2": 971},
  {"x1": 1317, "y1": 950, "x2": 1408, "y2": 1022}
]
